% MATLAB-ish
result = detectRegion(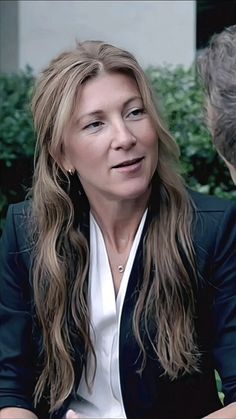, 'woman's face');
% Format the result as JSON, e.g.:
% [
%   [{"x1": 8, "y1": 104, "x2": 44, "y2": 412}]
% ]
[{"x1": 62, "y1": 72, "x2": 158, "y2": 204}]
